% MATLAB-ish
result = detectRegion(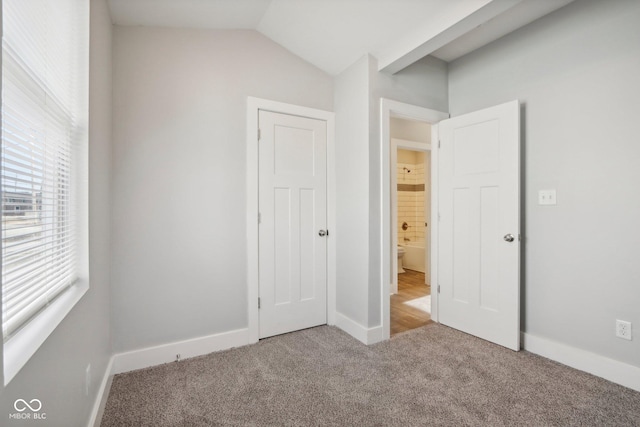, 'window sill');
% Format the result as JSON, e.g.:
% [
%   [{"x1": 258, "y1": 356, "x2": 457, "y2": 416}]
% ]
[{"x1": 3, "y1": 280, "x2": 89, "y2": 385}]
